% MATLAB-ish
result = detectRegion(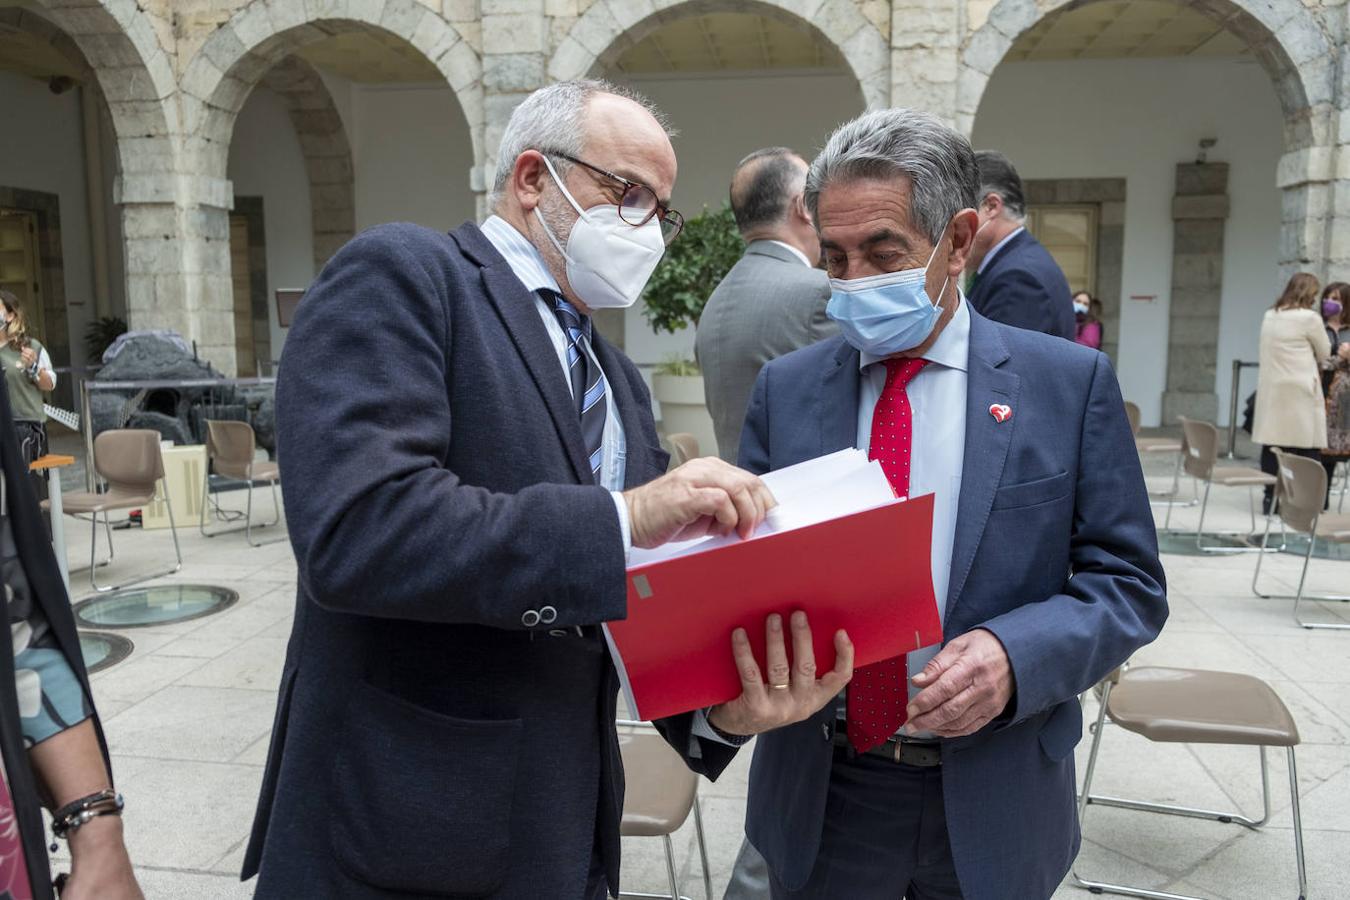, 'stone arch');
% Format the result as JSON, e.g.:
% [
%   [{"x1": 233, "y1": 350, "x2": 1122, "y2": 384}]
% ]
[
  {"x1": 180, "y1": 0, "x2": 483, "y2": 200},
  {"x1": 548, "y1": 0, "x2": 890, "y2": 111},
  {"x1": 259, "y1": 56, "x2": 356, "y2": 270},
  {"x1": 26, "y1": 1, "x2": 178, "y2": 204},
  {"x1": 957, "y1": 0, "x2": 1328, "y2": 146}
]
